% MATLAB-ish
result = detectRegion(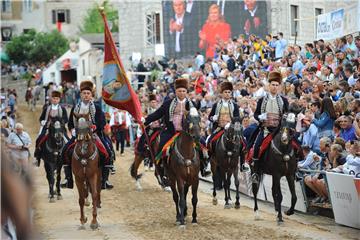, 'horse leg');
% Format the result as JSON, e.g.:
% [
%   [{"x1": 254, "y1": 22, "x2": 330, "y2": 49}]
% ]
[
  {"x1": 285, "y1": 174, "x2": 297, "y2": 216},
  {"x1": 56, "y1": 162, "x2": 63, "y2": 200},
  {"x1": 97, "y1": 168, "x2": 102, "y2": 208},
  {"x1": 131, "y1": 155, "x2": 144, "y2": 191},
  {"x1": 171, "y1": 181, "x2": 180, "y2": 225},
  {"x1": 184, "y1": 184, "x2": 189, "y2": 217},
  {"x1": 222, "y1": 170, "x2": 231, "y2": 208},
  {"x1": 89, "y1": 173, "x2": 99, "y2": 230},
  {"x1": 252, "y1": 174, "x2": 260, "y2": 220},
  {"x1": 74, "y1": 178, "x2": 87, "y2": 226},
  {"x1": 234, "y1": 167, "x2": 240, "y2": 209},
  {"x1": 211, "y1": 158, "x2": 217, "y2": 205},
  {"x1": 272, "y1": 175, "x2": 283, "y2": 224},
  {"x1": 191, "y1": 179, "x2": 199, "y2": 224},
  {"x1": 44, "y1": 161, "x2": 55, "y2": 202},
  {"x1": 177, "y1": 180, "x2": 186, "y2": 227}
]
